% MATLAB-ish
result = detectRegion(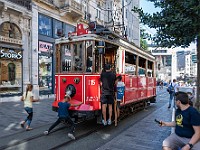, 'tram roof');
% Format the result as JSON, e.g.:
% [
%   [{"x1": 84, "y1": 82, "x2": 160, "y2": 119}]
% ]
[{"x1": 55, "y1": 34, "x2": 155, "y2": 61}]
